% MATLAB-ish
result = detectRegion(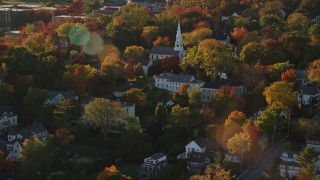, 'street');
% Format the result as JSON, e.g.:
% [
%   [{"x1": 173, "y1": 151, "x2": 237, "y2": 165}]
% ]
[{"x1": 238, "y1": 144, "x2": 286, "y2": 180}]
